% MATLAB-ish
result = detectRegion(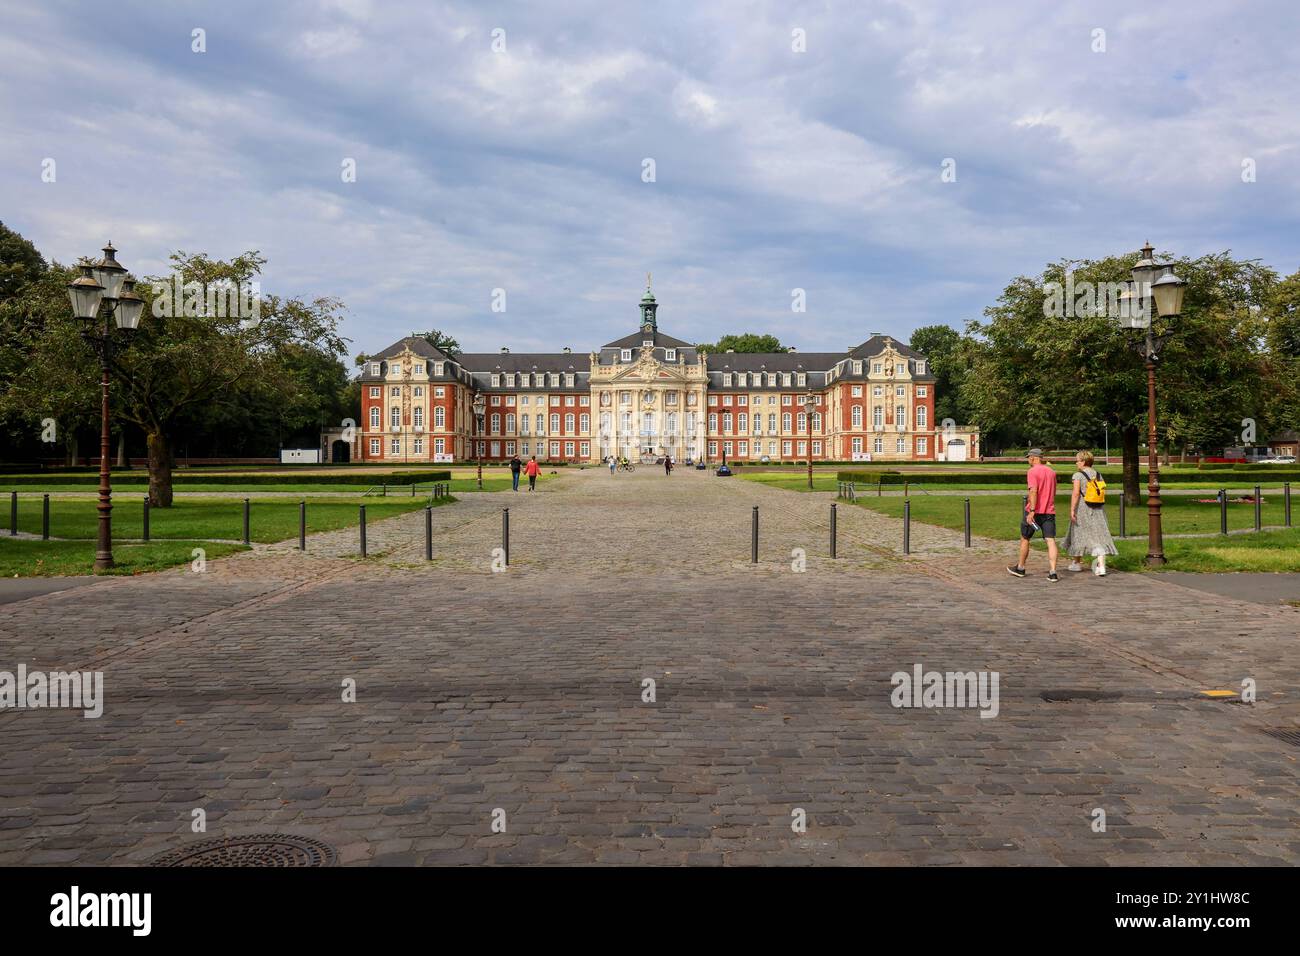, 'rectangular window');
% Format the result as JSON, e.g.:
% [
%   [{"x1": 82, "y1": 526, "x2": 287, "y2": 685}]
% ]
[
  {"x1": 491, "y1": 375, "x2": 500, "y2": 387},
  {"x1": 369, "y1": 438, "x2": 381, "y2": 456},
  {"x1": 708, "y1": 441, "x2": 718, "y2": 456},
  {"x1": 550, "y1": 441, "x2": 560, "y2": 457},
  {"x1": 391, "y1": 438, "x2": 401, "y2": 455},
  {"x1": 491, "y1": 441, "x2": 501, "y2": 457},
  {"x1": 413, "y1": 406, "x2": 424, "y2": 428},
  {"x1": 565, "y1": 395, "x2": 575, "y2": 406},
  {"x1": 782, "y1": 395, "x2": 792, "y2": 406},
  {"x1": 369, "y1": 386, "x2": 380, "y2": 398},
  {"x1": 413, "y1": 364, "x2": 424, "y2": 375},
  {"x1": 370, "y1": 407, "x2": 380, "y2": 428},
  {"x1": 580, "y1": 441, "x2": 590, "y2": 457},
  {"x1": 434, "y1": 363, "x2": 444, "y2": 376},
  {"x1": 371, "y1": 363, "x2": 381, "y2": 375},
  {"x1": 812, "y1": 441, "x2": 822, "y2": 455},
  {"x1": 916, "y1": 386, "x2": 927, "y2": 397},
  {"x1": 917, "y1": 437, "x2": 928, "y2": 454},
  {"x1": 665, "y1": 349, "x2": 676, "y2": 361},
  {"x1": 782, "y1": 440, "x2": 792, "y2": 456},
  {"x1": 506, "y1": 441, "x2": 515, "y2": 456},
  {"x1": 435, "y1": 386, "x2": 445, "y2": 397},
  {"x1": 413, "y1": 437, "x2": 423, "y2": 454},
  {"x1": 621, "y1": 349, "x2": 632, "y2": 361},
  {"x1": 390, "y1": 406, "x2": 401, "y2": 427},
  {"x1": 565, "y1": 441, "x2": 575, "y2": 457}
]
